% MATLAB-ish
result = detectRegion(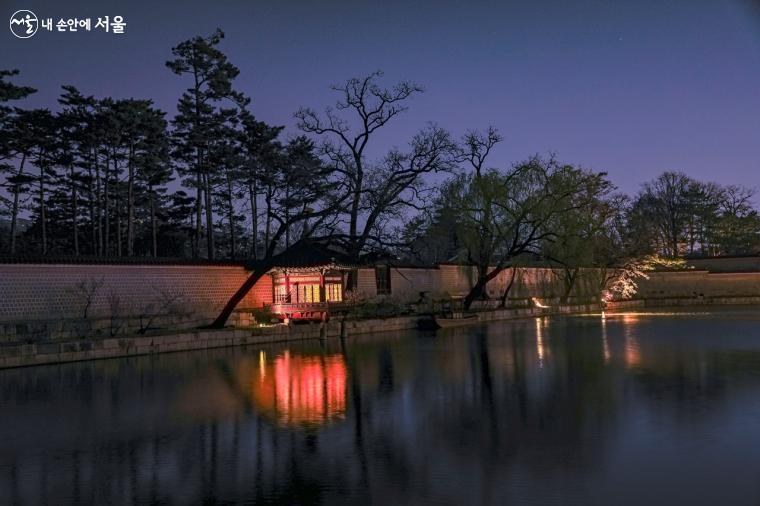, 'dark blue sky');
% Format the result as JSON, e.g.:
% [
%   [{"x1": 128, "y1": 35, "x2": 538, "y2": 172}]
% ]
[{"x1": 3, "y1": 0, "x2": 760, "y2": 194}]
